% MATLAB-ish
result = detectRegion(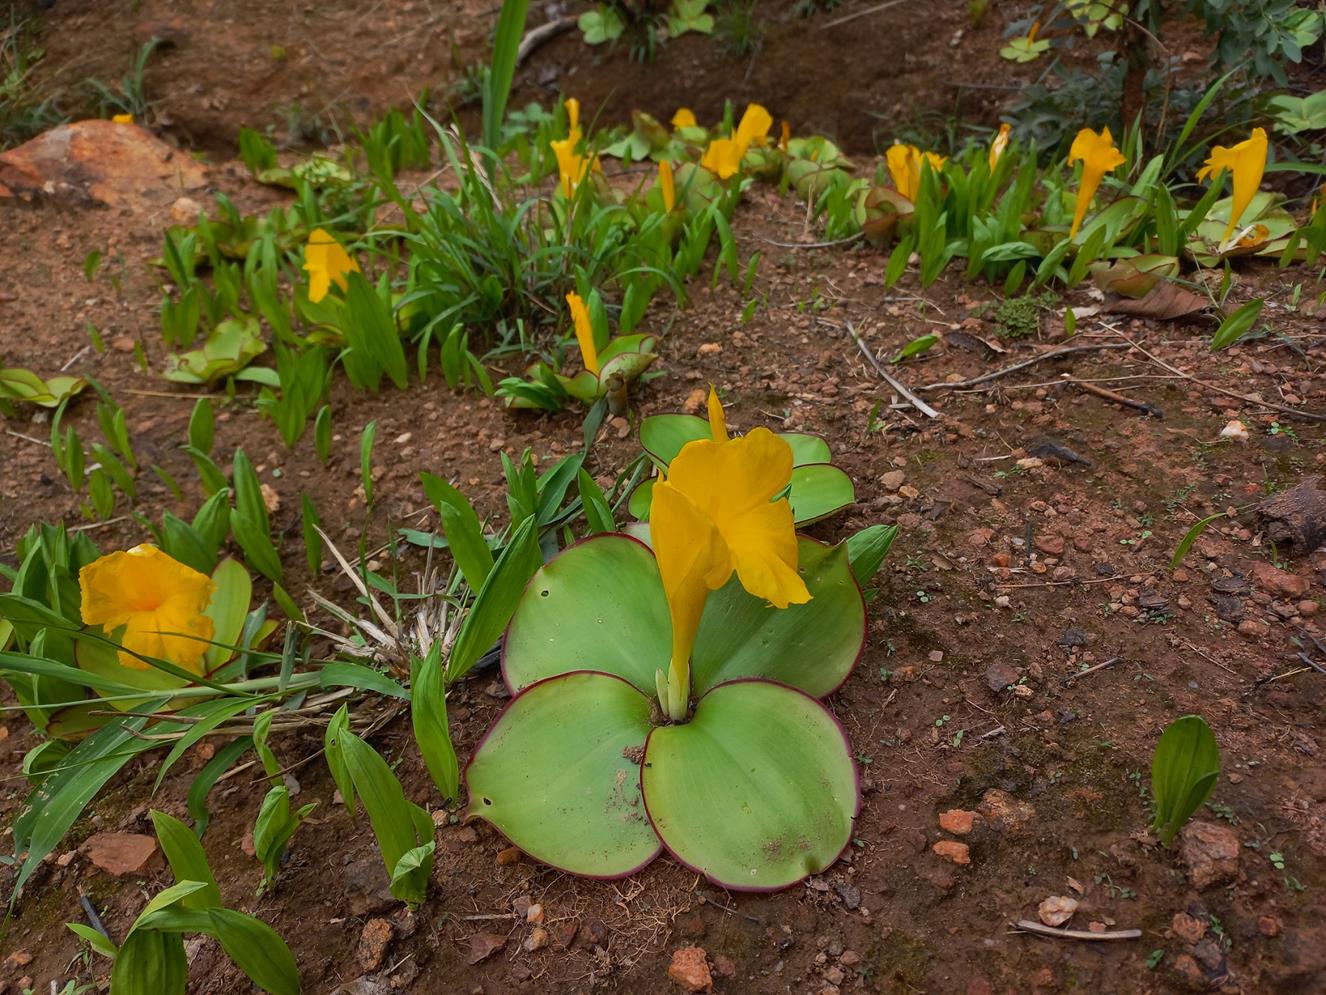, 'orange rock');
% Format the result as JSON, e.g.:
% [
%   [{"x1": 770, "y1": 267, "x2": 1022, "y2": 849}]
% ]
[
  {"x1": 0, "y1": 120, "x2": 206, "y2": 208},
  {"x1": 496, "y1": 845, "x2": 523, "y2": 866},
  {"x1": 84, "y1": 832, "x2": 159, "y2": 876},
  {"x1": 938, "y1": 809, "x2": 976, "y2": 834},
  {"x1": 668, "y1": 946, "x2": 713, "y2": 992},
  {"x1": 932, "y1": 840, "x2": 970, "y2": 865}
]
